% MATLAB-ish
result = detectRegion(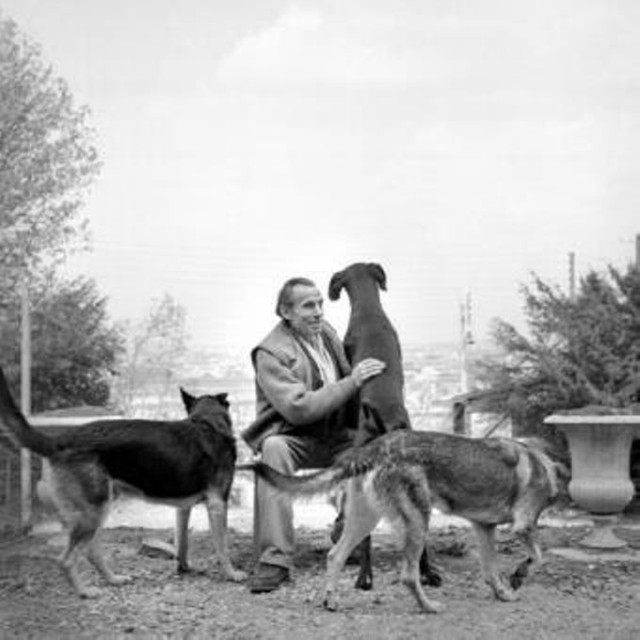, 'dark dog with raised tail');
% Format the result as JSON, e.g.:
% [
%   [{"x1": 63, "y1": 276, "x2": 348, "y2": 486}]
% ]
[{"x1": 0, "y1": 365, "x2": 246, "y2": 598}]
